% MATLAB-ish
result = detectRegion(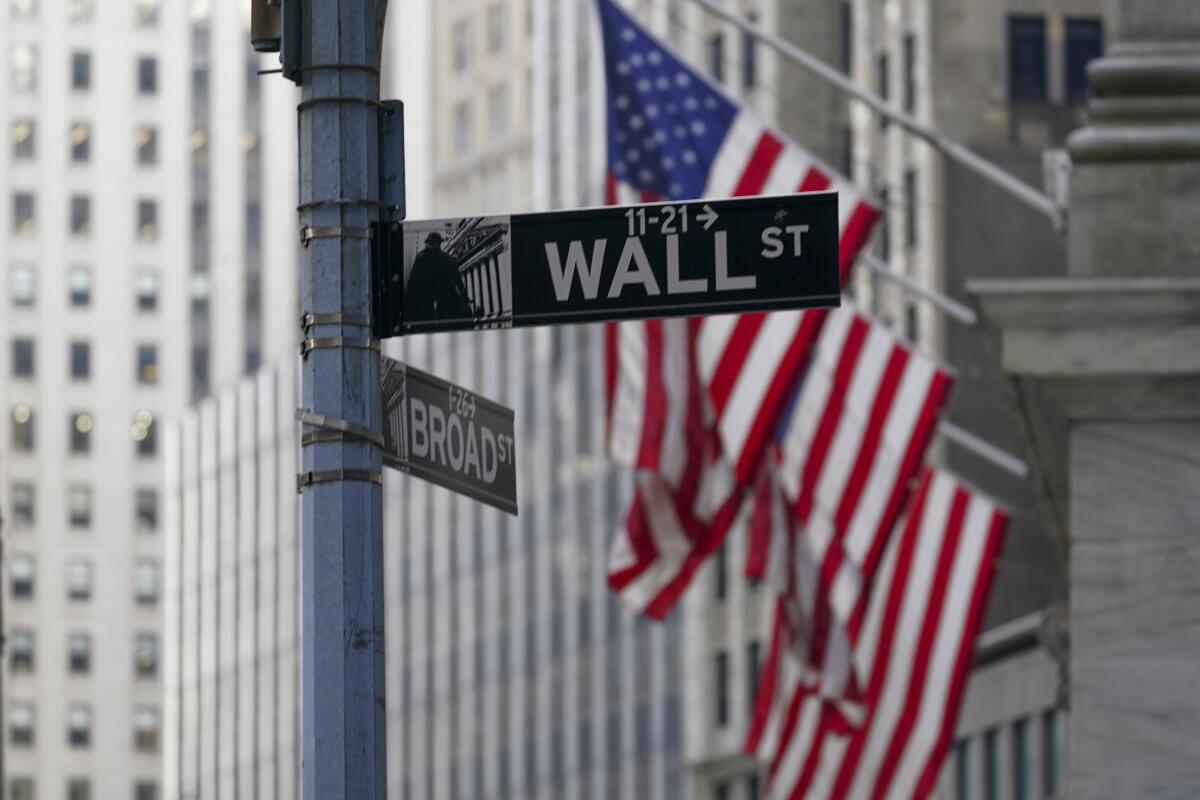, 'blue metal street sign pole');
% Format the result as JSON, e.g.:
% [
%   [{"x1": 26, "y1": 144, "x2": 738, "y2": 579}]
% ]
[{"x1": 296, "y1": 0, "x2": 387, "y2": 796}]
